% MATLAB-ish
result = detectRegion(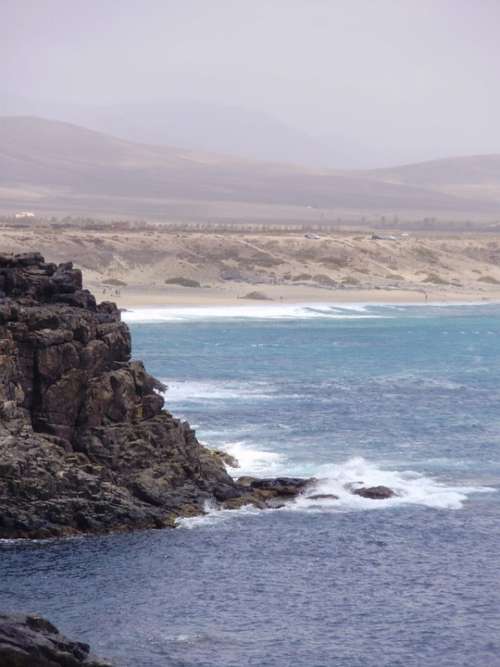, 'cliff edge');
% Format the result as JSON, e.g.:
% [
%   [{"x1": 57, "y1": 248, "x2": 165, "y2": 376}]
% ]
[{"x1": 0, "y1": 252, "x2": 309, "y2": 538}]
